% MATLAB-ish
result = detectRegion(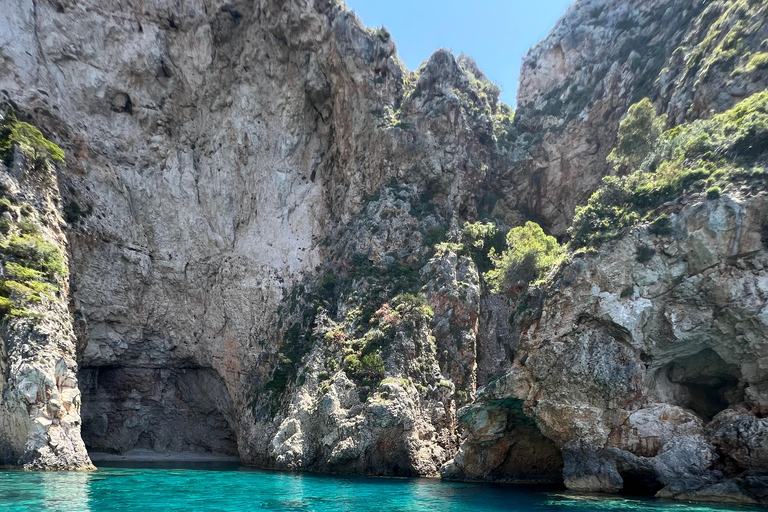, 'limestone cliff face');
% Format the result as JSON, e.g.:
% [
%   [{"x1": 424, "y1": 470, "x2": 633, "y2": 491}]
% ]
[
  {"x1": 504, "y1": 0, "x2": 768, "y2": 236},
  {"x1": 0, "y1": 113, "x2": 93, "y2": 469},
  {"x1": 0, "y1": 0, "x2": 507, "y2": 470},
  {"x1": 1, "y1": 0, "x2": 768, "y2": 505},
  {"x1": 485, "y1": 191, "x2": 768, "y2": 501}
]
